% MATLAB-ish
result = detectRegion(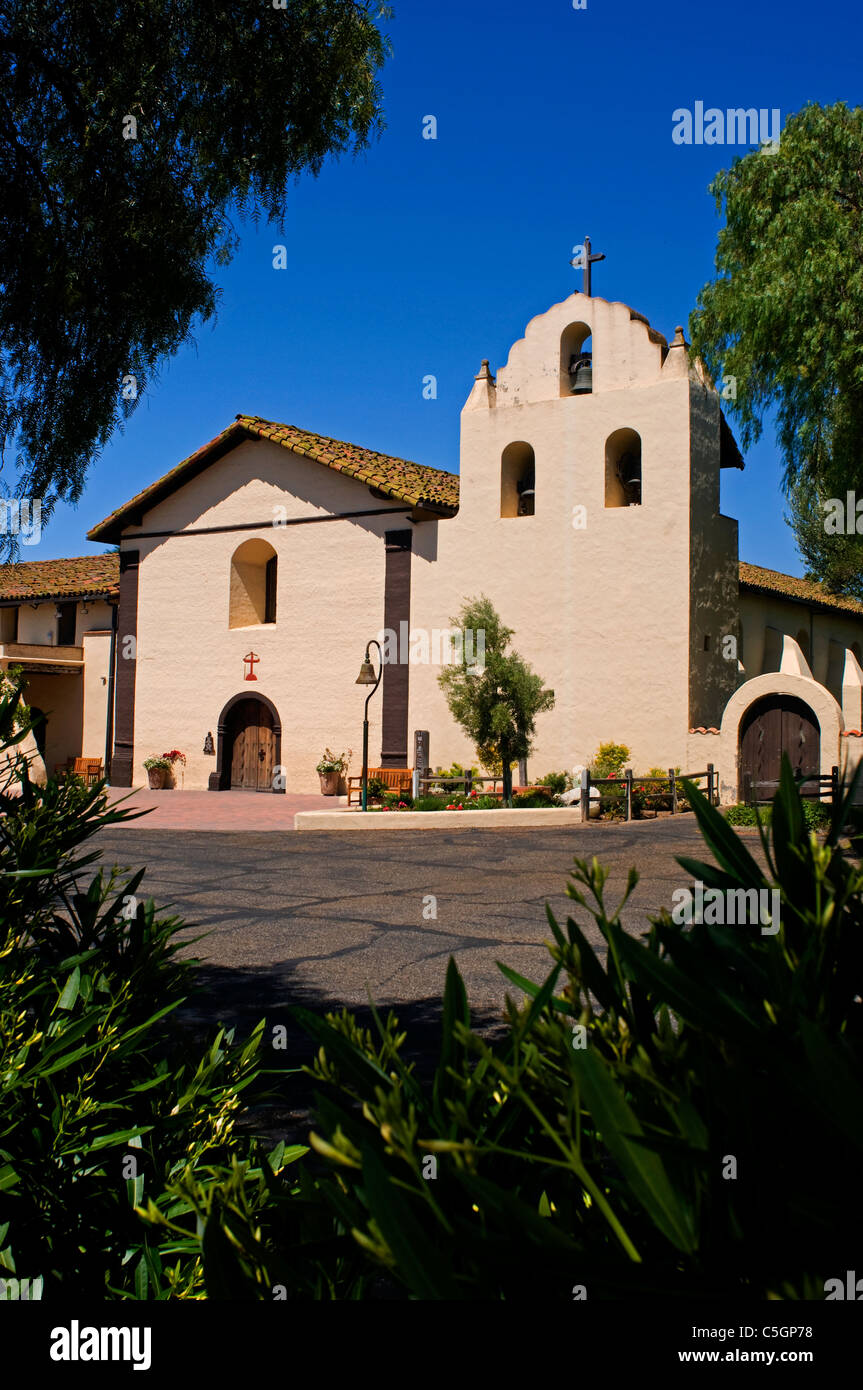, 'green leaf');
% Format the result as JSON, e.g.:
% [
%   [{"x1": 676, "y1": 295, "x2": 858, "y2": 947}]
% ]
[
  {"x1": 679, "y1": 779, "x2": 766, "y2": 887},
  {"x1": 360, "y1": 1145, "x2": 459, "y2": 1300},
  {"x1": 57, "y1": 966, "x2": 81, "y2": 1011},
  {"x1": 570, "y1": 1048, "x2": 696, "y2": 1254}
]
